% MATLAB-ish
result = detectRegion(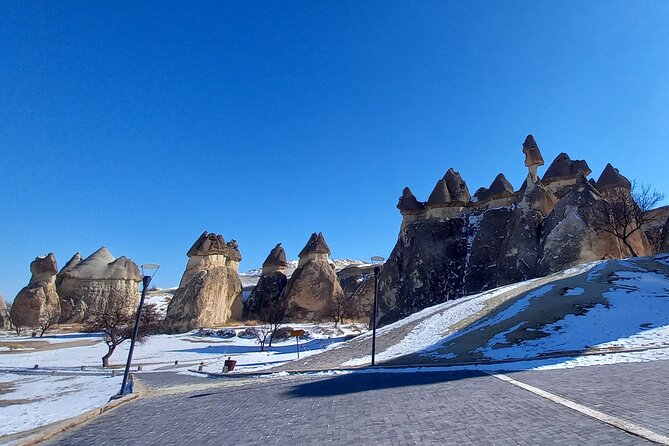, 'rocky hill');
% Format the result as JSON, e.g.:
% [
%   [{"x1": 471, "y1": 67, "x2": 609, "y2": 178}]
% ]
[
  {"x1": 377, "y1": 134, "x2": 668, "y2": 326},
  {"x1": 272, "y1": 254, "x2": 669, "y2": 371}
]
